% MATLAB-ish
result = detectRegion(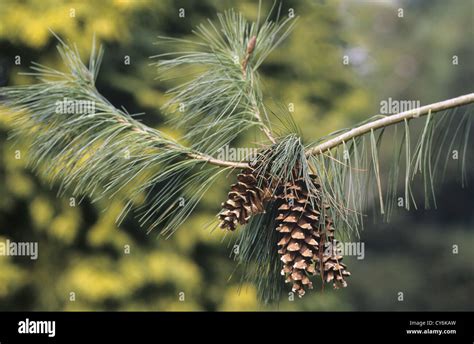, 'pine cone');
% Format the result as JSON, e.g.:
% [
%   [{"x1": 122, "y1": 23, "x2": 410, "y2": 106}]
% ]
[
  {"x1": 218, "y1": 168, "x2": 270, "y2": 231},
  {"x1": 275, "y1": 173, "x2": 350, "y2": 297},
  {"x1": 316, "y1": 239, "x2": 351, "y2": 289},
  {"x1": 275, "y1": 176, "x2": 321, "y2": 297}
]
